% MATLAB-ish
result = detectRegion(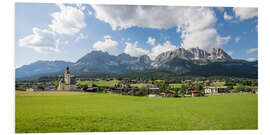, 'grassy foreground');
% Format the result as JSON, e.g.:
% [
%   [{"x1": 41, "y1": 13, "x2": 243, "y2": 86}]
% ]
[{"x1": 15, "y1": 91, "x2": 257, "y2": 133}]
